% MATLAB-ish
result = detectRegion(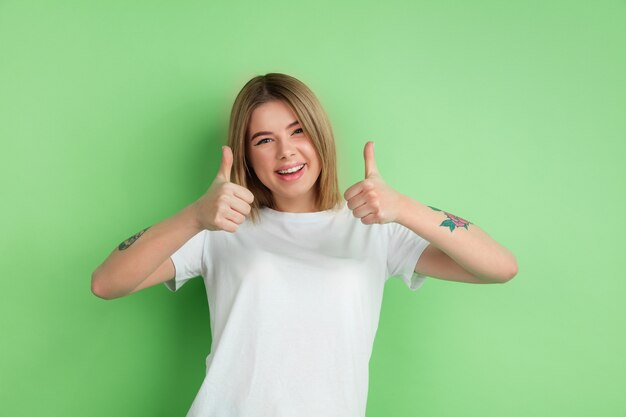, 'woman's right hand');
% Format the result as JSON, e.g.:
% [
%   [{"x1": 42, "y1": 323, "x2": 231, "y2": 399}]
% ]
[{"x1": 192, "y1": 146, "x2": 255, "y2": 233}]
